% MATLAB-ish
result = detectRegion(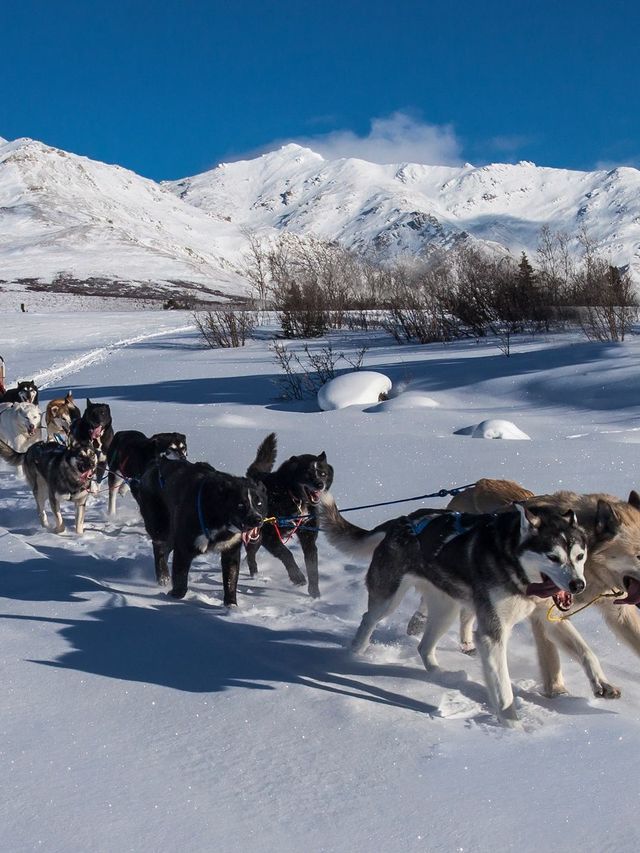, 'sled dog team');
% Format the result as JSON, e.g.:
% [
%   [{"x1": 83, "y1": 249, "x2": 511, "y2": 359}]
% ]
[{"x1": 1, "y1": 382, "x2": 640, "y2": 727}]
